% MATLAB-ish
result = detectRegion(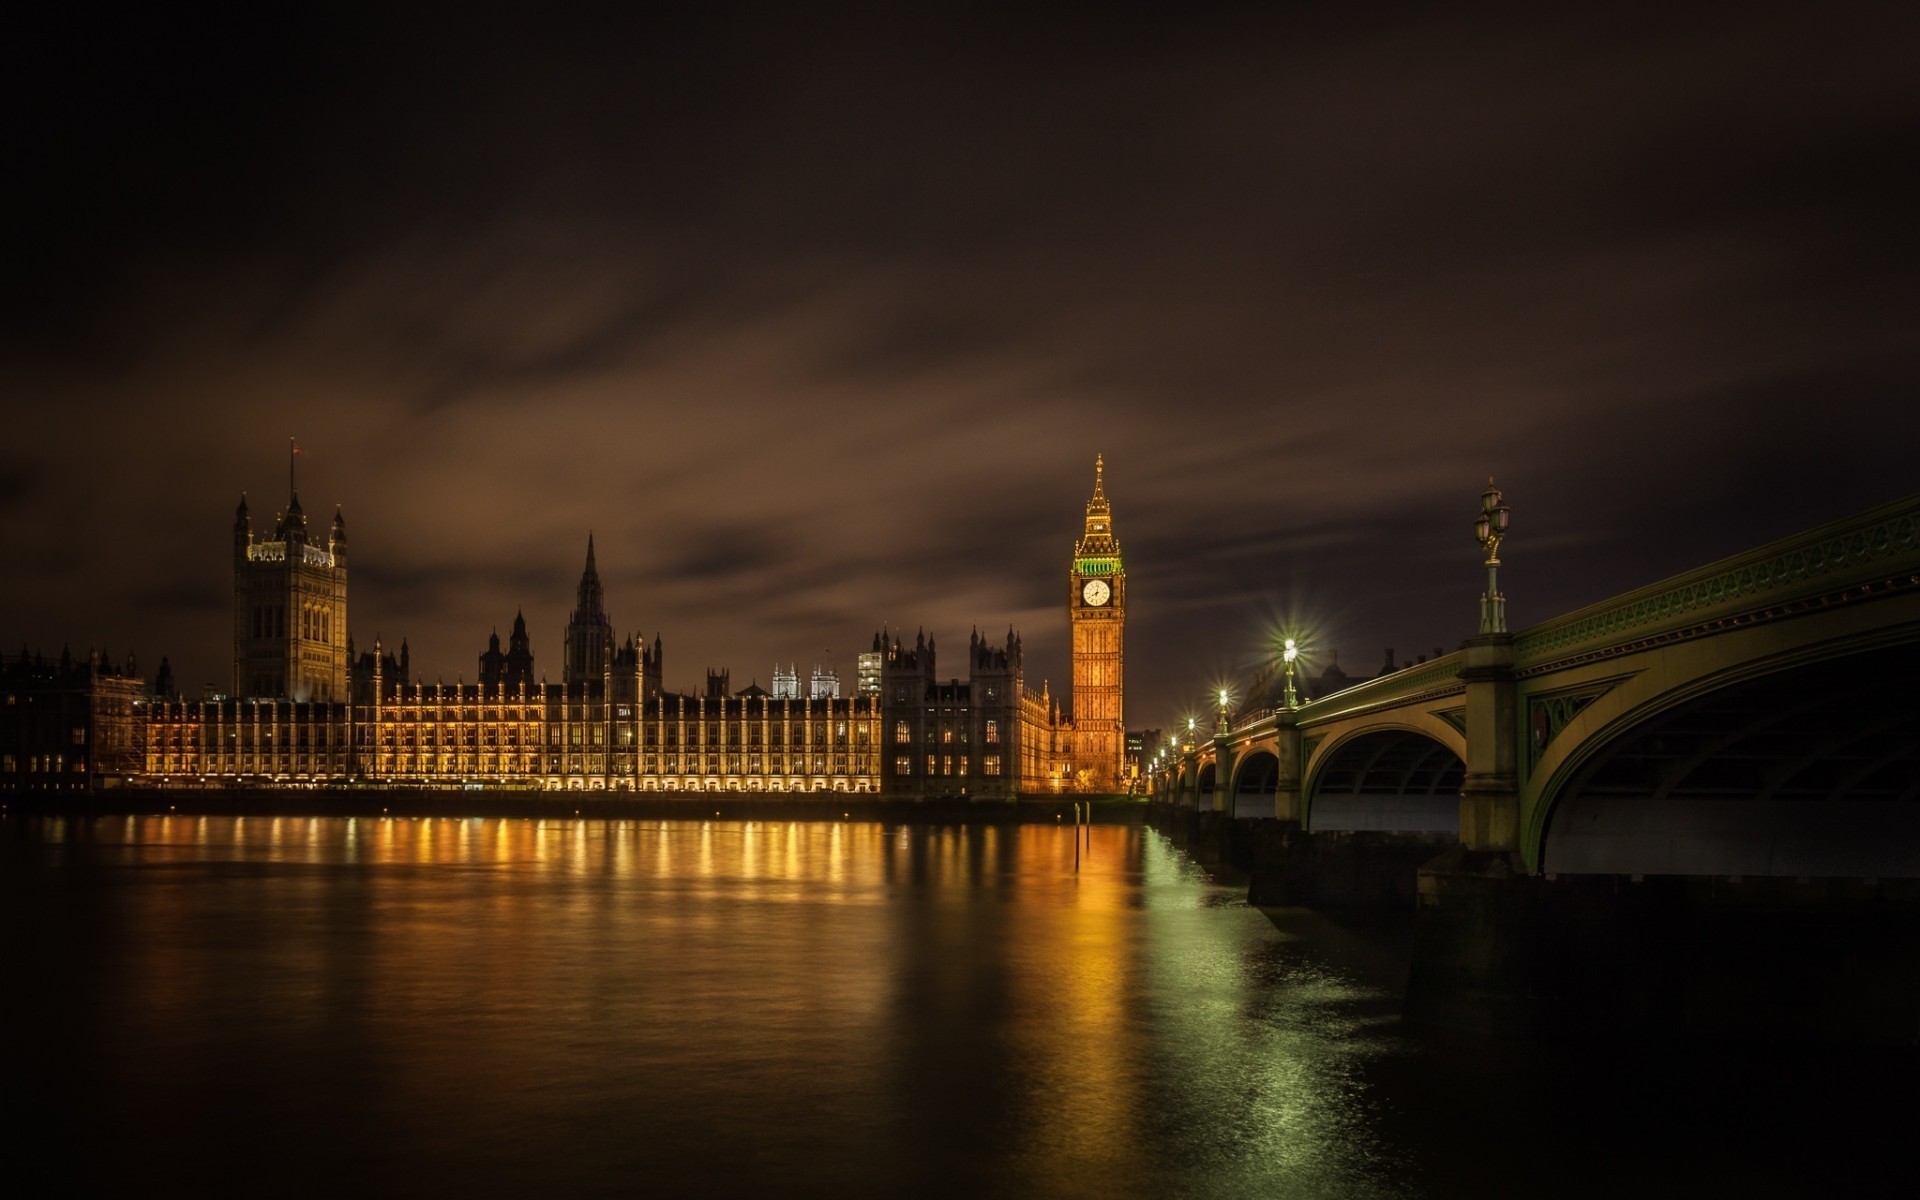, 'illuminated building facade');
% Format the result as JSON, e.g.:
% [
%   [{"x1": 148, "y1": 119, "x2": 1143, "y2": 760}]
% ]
[
  {"x1": 232, "y1": 475, "x2": 348, "y2": 702},
  {"x1": 1067, "y1": 454, "x2": 1126, "y2": 791},
  {"x1": 1002, "y1": 455, "x2": 1129, "y2": 793},
  {"x1": 10, "y1": 454, "x2": 1132, "y2": 797},
  {"x1": 139, "y1": 681, "x2": 880, "y2": 791},
  {"x1": 772, "y1": 664, "x2": 800, "y2": 699},
  {"x1": 810, "y1": 665, "x2": 840, "y2": 699}
]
